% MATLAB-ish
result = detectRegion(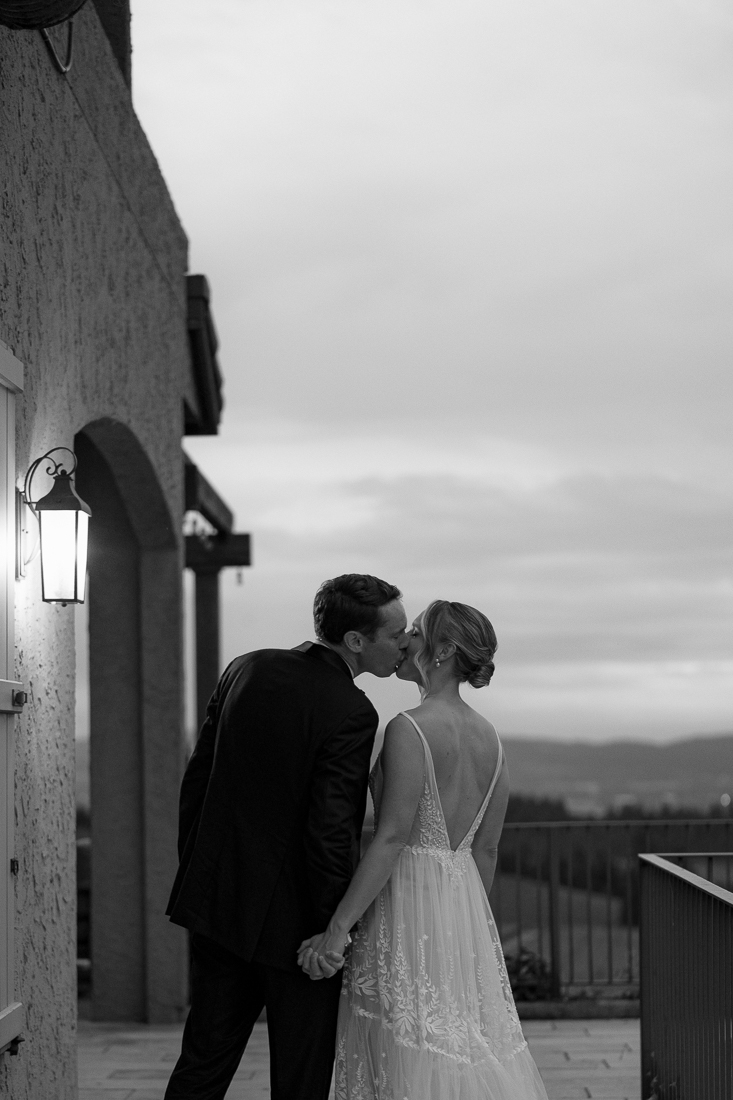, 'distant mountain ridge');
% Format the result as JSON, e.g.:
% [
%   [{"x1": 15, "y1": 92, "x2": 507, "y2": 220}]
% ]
[
  {"x1": 502, "y1": 733, "x2": 733, "y2": 815},
  {"x1": 76, "y1": 733, "x2": 733, "y2": 817}
]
